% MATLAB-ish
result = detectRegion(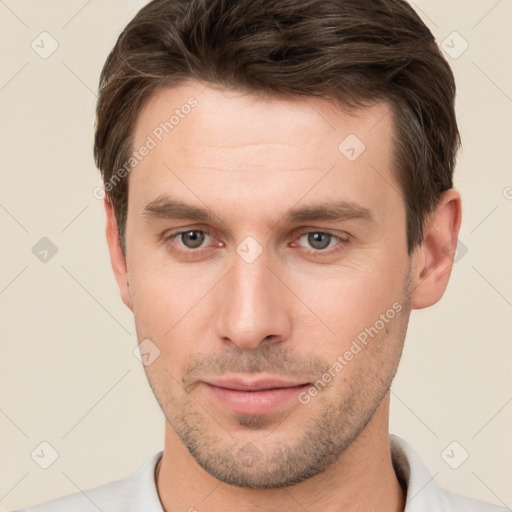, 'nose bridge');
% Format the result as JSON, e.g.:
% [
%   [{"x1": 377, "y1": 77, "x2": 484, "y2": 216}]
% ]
[{"x1": 214, "y1": 247, "x2": 291, "y2": 350}]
